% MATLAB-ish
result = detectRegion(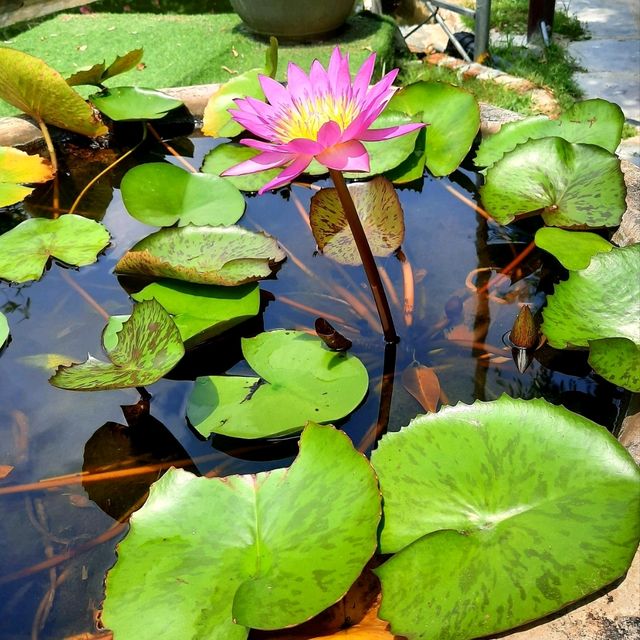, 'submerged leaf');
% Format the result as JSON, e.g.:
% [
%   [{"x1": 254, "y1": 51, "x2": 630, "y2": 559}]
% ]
[
  {"x1": 535, "y1": 227, "x2": 613, "y2": 270},
  {"x1": 310, "y1": 177, "x2": 404, "y2": 266},
  {"x1": 67, "y1": 48, "x2": 144, "y2": 86},
  {"x1": 121, "y1": 163, "x2": 245, "y2": 227},
  {"x1": 50, "y1": 299, "x2": 184, "y2": 391},
  {"x1": 372, "y1": 396, "x2": 640, "y2": 640},
  {"x1": 114, "y1": 225, "x2": 285, "y2": 285},
  {"x1": 131, "y1": 279, "x2": 260, "y2": 344},
  {"x1": 475, "y1": 98, "x2": 625, "y2": 168},
  {"x1": 480, "y1": 137, "x2": 626, "y2": 227},
  {"x1": 0, "y1": 146, "x2": 54, "y2": 207},
  {"x1": 90, "y1": 87, "x2": 183, "y2": 121},
  {"x1": 401, "y1": 363, "x2": 441, "y2": 412},
  {"x1": 0, "y1": 47, "x2": 107, "y2": 137},
  {"x1": 0, "y1": 215, "x2": 110, "y2": 283},
  {"x1": 187, "y1": 330, "x2": 369, "y2": 438},
  {"x1": 388, "y1": 81, "x2": 480, "y2": 177},
  {"x1": 101, "y1": 423, "x2": 381, "y2": 639}
]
